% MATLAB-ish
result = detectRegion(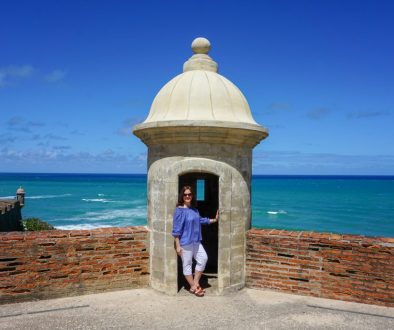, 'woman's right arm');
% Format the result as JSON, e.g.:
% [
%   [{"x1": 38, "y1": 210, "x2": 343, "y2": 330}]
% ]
[
  {"x1": 172, "y1": 209, "x2": 184, "y2": 256},
  {"x1": 174, "y1": 236, "x2": 182, "y2": 256}
]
